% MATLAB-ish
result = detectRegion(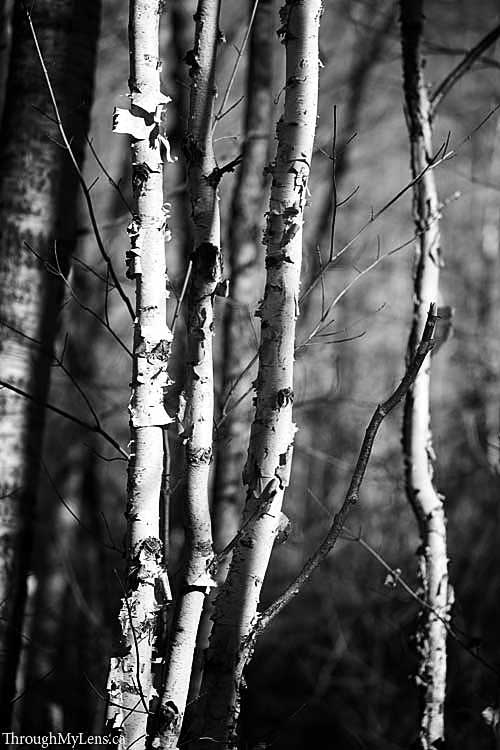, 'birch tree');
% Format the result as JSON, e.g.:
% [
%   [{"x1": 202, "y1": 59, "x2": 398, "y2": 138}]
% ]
[
  {"x1": 105, "y1": 1, "x2": 173, "y2": 746},
  {"x1": 155, "y1": 1, "x2": 221, "y2": 746},
  {"x1": 199, "y1": 2, "x2": 322, "y2": 746},
  {"x1": 0, "y1": 0, "x2": 100, "y2": 728},
  {"x1": 187, "y1": 0, "x2": 276, "y2": 714},
  {"x1": 213, "y1": 0, "x2": 274, "y2": 579},
  {"x1": 400, "y1": 1, "x2": 450, "y2": 746}
]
